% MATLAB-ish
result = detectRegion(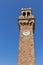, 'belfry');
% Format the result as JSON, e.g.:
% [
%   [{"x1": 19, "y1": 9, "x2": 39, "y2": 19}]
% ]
[{"x1": 18, "y1": 8, "x2": 35, "y2": 65}]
